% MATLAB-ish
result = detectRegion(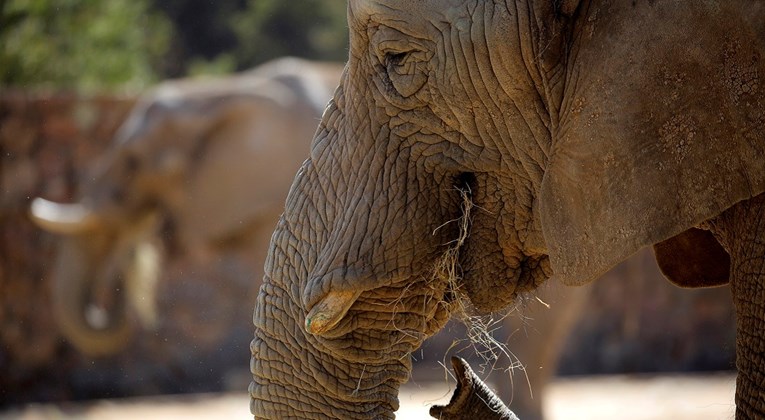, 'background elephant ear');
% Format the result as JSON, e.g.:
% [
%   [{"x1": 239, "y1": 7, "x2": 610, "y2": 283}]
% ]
[
  {"x1": 653, "y1": 228, "x2": 730, "y2": 289},
  {"x1": 180, "y1": 90, "x2": 316, "y2": 245},
  {"x1": 538, "y1": 2, "x2": 765, "y2": 286}
]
